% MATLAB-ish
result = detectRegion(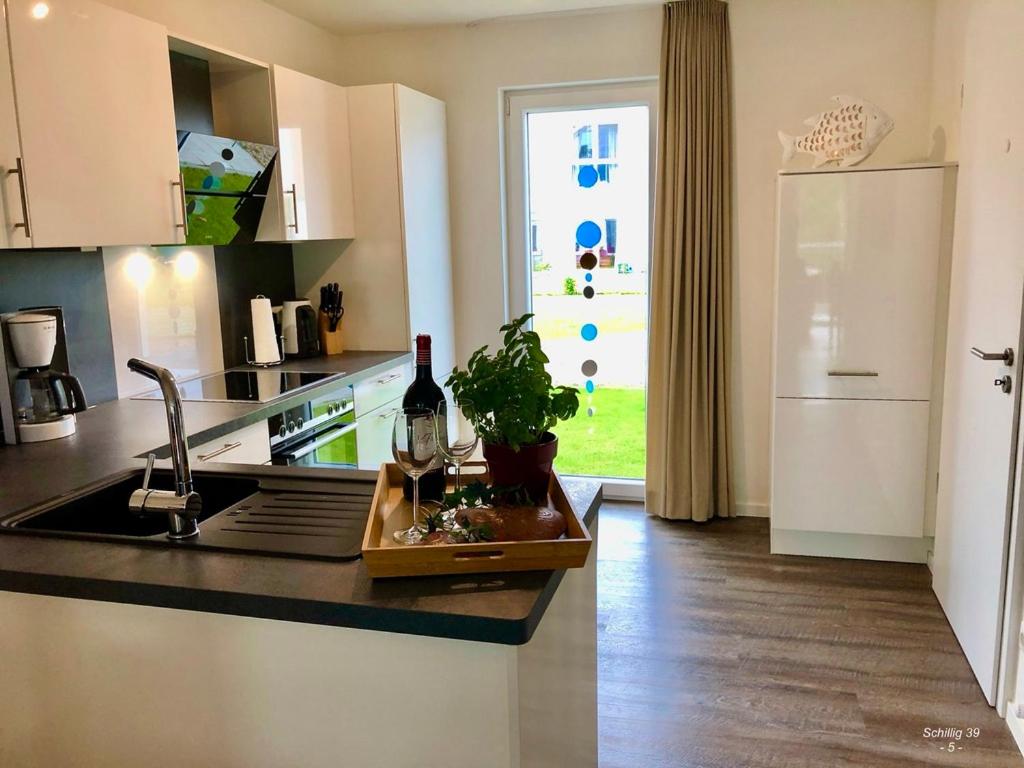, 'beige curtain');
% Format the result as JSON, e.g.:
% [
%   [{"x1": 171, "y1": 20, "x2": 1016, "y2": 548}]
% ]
[{"x1": 646, "y1": 0, "x2": 733, "y2": 521}]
